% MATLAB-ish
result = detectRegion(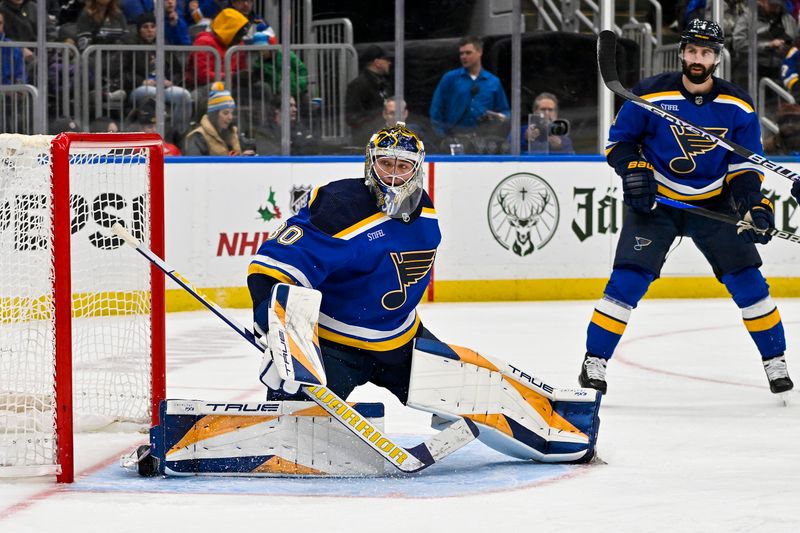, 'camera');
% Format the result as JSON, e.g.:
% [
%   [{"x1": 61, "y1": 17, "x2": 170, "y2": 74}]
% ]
[{"x1": 527, "y1": 113, "x2": 569, "y2": 139}]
